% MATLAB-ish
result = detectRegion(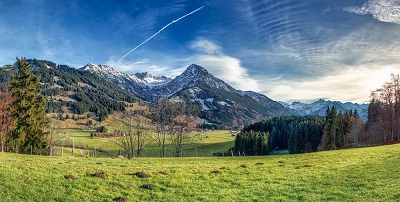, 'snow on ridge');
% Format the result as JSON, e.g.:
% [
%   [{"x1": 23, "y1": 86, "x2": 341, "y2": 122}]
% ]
[
  {"x1": 83, "y1": 63, "x2": 174, "y2": 87},
  {"x1": 281, "y1": 99, "x2": 369, "y2": 120},
  {"x1": 85, "y1": 63, "x2": 248, "y2": 104},
  {"x1": 140, "y1": 74, "x2": 171, "y2": 86}
]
